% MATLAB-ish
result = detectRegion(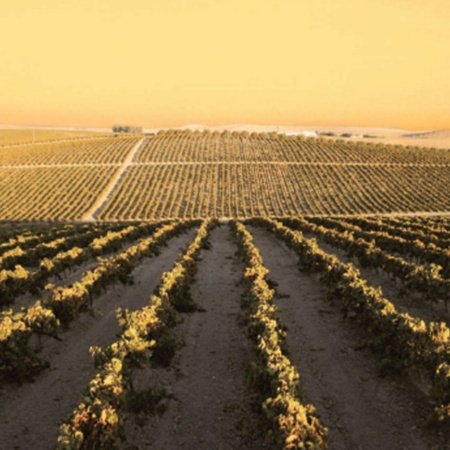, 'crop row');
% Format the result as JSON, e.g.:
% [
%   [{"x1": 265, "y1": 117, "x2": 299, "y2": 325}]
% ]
[
  {"x1": 98, "y1": 163, "x2": 450, "y2": 220},
  {"x1": 0, "y1": 223, "x2": 129, "y2": 270},
  {"x1": 0, "y1": 129, "x2": 111, "y2": 147},
  {"x1": 0, "y1": 136, "x2": 139, "y2": 166},
  {"x1": 0, "y1": 166, "x2": 118, "y2": 221},
  {"x1": 370, "y1": 216, "x2": 450, "y2": 240},
  {"x1": 0, "y1": 223, "x2": 104, "y2": 254},
  {"x1": 0, "y1": 221, "x2": 194, "y2": 383},
  {"x1": 1, "y1": 131, "x2": 450, "y2": 221},
  {"x1": 249, "y1": 218, "x2": 450, "y2": 425},
  {"x1": 56, "y1": 219, "x2": 217, "y2": 449},
  {"x1": 135, "y1": 130, "x2": 450, "y2": 165},
  {"x1": 309, "y1": 217, "x2": 450, "y2": 277},
  {"x1": 231, "y1": 220, "x2": 328, "y2": 448},
  {"x1": 0, "y1": 223, "x2": 160, "y2": 306},
  {"x1": 336, "y1": 216, "x2": 450, "y2": 249},
  {"x1": 281, "y1": 217, "x2": 450, "y2": 306}
]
